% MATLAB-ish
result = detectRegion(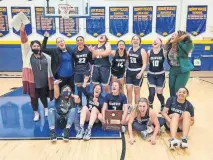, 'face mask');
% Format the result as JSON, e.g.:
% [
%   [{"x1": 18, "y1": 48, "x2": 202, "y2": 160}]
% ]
[
  {"x1": 32, "y1": 49, "x2": 40, "y2": 55},
  {"x1": 62, "y1": 90, "x2": 71, "y2": 97}
]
